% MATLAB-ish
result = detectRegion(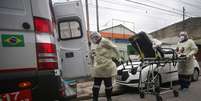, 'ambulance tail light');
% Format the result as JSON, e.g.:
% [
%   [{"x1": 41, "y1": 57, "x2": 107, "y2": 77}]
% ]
[{"x1": 34, "y1": 17, "x2": 58, "y2": 70}]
